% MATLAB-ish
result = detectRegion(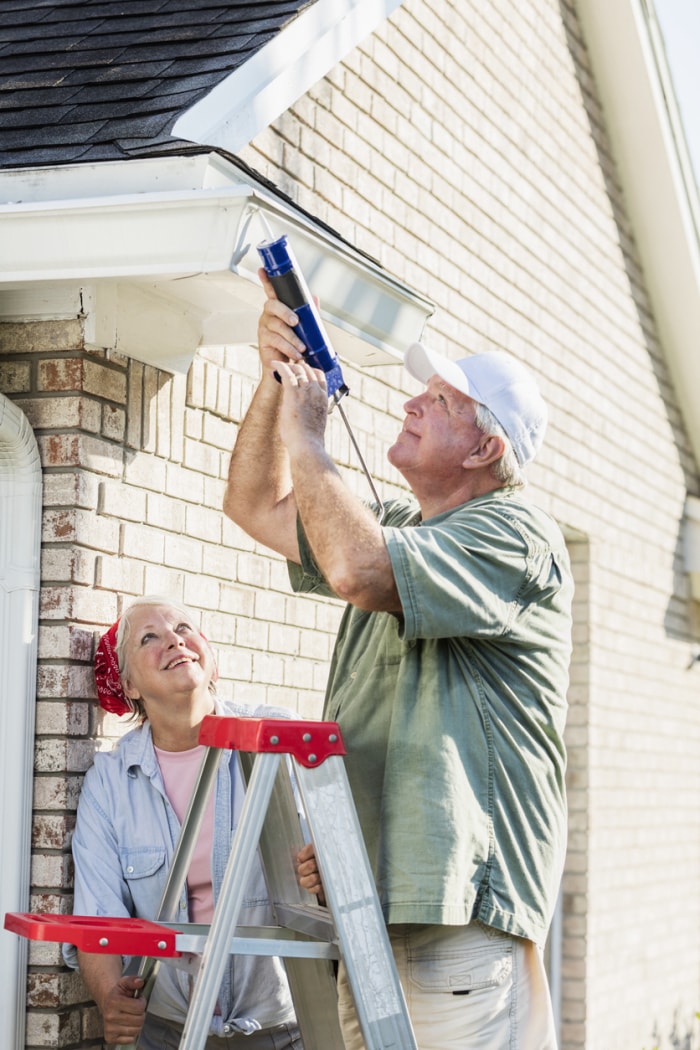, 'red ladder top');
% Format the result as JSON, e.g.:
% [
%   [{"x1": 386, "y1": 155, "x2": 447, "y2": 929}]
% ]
[{"x1": 198, "y1": 716, "x2": 346, "y2": 767}]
